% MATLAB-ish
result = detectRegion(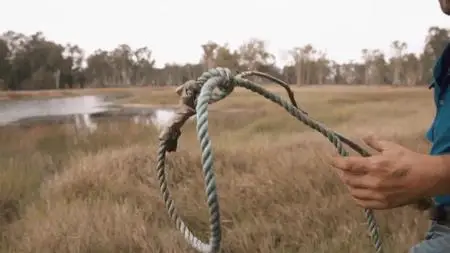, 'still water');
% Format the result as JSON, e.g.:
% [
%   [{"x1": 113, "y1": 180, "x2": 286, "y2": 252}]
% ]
[
  {"x1": 0, "y1": 95, "x2": 179, "y2": 131},
  {"x1": 0, "y1": 95, "x2": 114, "y2": 126}
]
